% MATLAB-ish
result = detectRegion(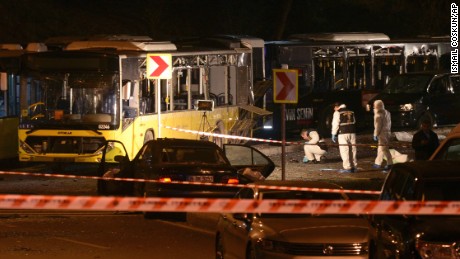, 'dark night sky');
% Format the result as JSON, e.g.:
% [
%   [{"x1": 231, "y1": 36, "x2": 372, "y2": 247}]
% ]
[{"x1": 0, "y1": 0, "x2": 452, "y2": 44}]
